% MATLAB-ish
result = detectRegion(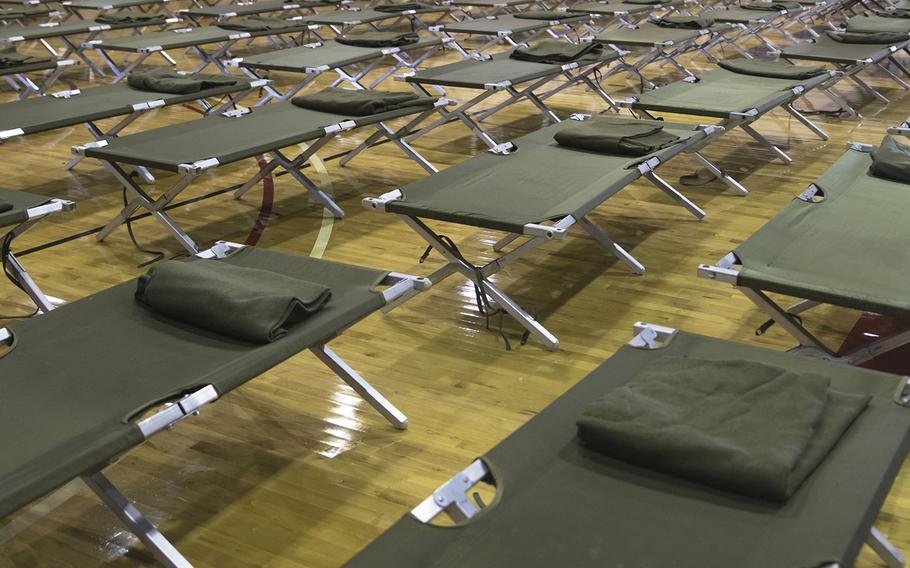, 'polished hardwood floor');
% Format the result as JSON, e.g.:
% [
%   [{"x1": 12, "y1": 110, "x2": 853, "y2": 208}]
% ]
[{"x1": 1, "y1": 10, "x2": 908, "y2": 566}]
